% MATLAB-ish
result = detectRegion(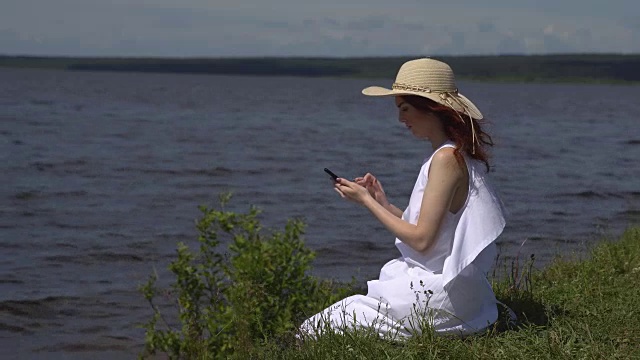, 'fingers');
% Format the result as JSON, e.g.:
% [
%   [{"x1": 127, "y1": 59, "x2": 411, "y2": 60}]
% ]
[
  {"x1": 364, "y1": 173, "x2": 378, "y2": 187},
  {"x1": 335, "y1": 180, "x2": 356, "y2": 202},
  {"x1": 355, "y1": 173, "x2": 371, "y2": 186},
  {"x1": 335, "y1": 178, "x2": 356, "y2": 194},
  {"x1": 355, "y1": 178, "x2": 367, "y2": 187},
  {"x1": 364, "y1": 176, "x2": 376, "y2": 186},
  {"x1": 336, "y1": 177, "x2": 354, "y2": 186},
  {"x1": 334, "y1": 179, "x2": 352, "y2": 198}
]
